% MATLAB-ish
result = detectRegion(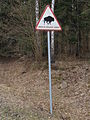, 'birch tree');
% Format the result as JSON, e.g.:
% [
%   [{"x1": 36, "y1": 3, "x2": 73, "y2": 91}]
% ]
[
  {"x1": 35, "y1": 0, "x2": 39, "y2": 24},
  {"x1": 51, "y1": 0, "x2": 55, "y2": 63},
  {"x1": 35, "y1": 0, "x2": 42, "y2": 61}
]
